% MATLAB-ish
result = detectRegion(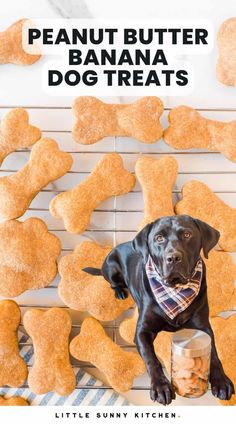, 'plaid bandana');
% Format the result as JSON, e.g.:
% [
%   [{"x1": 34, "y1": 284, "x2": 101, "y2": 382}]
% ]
[{"x1": 145, "y1": 255, "x2": 203, "y2": 320}]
